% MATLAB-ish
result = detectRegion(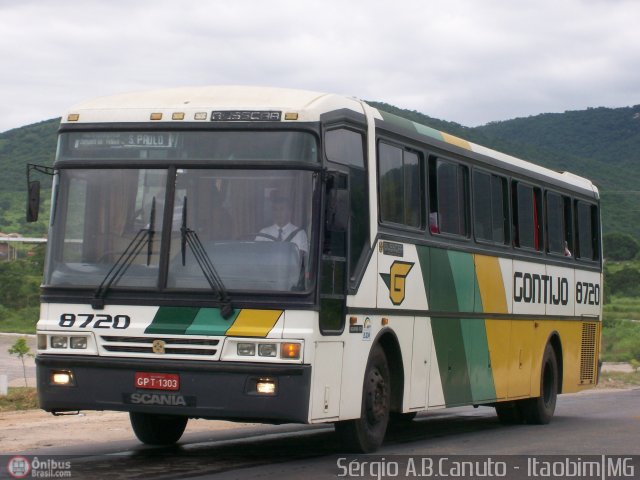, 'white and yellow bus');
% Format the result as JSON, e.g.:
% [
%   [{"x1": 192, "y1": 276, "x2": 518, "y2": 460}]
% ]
[{"x1": 33, "y1": 86, "x2": 602, "y2": 452}]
